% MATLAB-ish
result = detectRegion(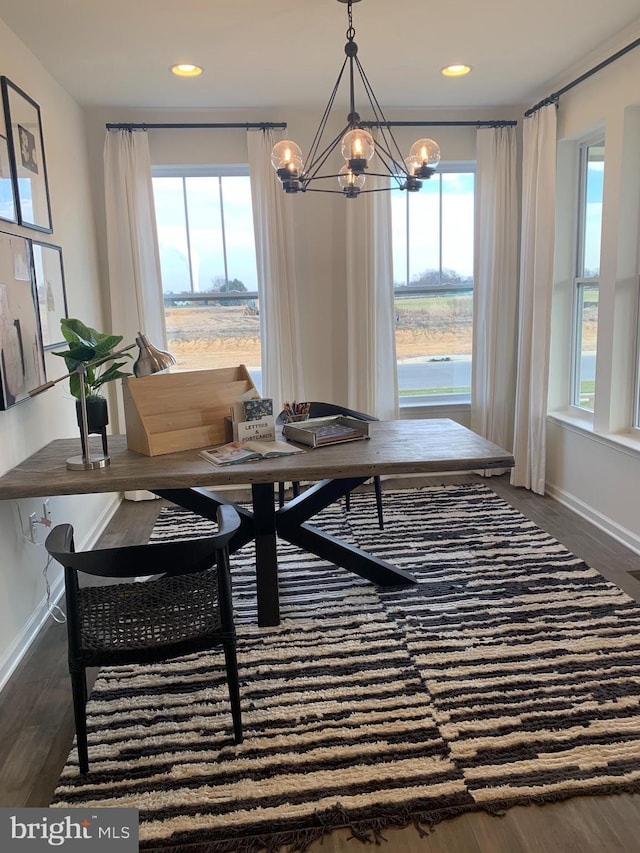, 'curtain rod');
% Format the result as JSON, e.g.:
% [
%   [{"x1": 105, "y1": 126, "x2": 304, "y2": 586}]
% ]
[
  {"x1": 105, "y1": 119, "x2": 516, "y2": 132},
  {"x1": 525, "y1": 35, "x2": 640, "y2": 117},
  {"x1": 105, "y1": 121, "x2": 287, "y2": 131},
  {"x1": 360, "y1": 120, "x2": 517, "y2": 128}
]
